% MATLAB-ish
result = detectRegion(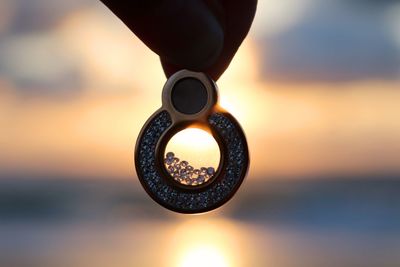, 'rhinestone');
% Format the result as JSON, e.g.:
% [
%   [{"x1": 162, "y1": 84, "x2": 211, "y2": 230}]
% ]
[
  {"x1": 207, "y1": 167, "x2": 215, "y2": 175},
  {"x1": 166, "y1": 152, "x2": 174, "y2": 159},
  {"x1": 197, "y1": 175, "x2": 205, "y2": 183},
  {"x1": 181, "y1": 161, "x2": 188, "y2": 168},
  {"x1": 164, "y1": 157, "x2": 173, "y2": 165},
  {"x1": 174, "y1": 162, "x2": 181, "y2": 169},
  {"x1": 187, "y1": 165, "x2": 194, "y2": 172},
  {"x1": 167, "y1": 166, "x2": 174, "y2": 173}
]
